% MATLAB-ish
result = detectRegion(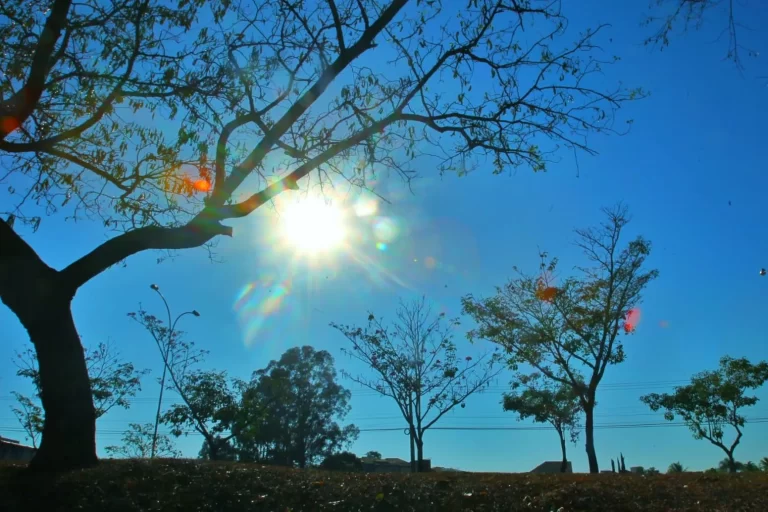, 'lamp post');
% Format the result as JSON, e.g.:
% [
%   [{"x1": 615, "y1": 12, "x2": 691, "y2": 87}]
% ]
[{"x1": 148, "y1": 283, "x2": 199, "y2": 459}]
